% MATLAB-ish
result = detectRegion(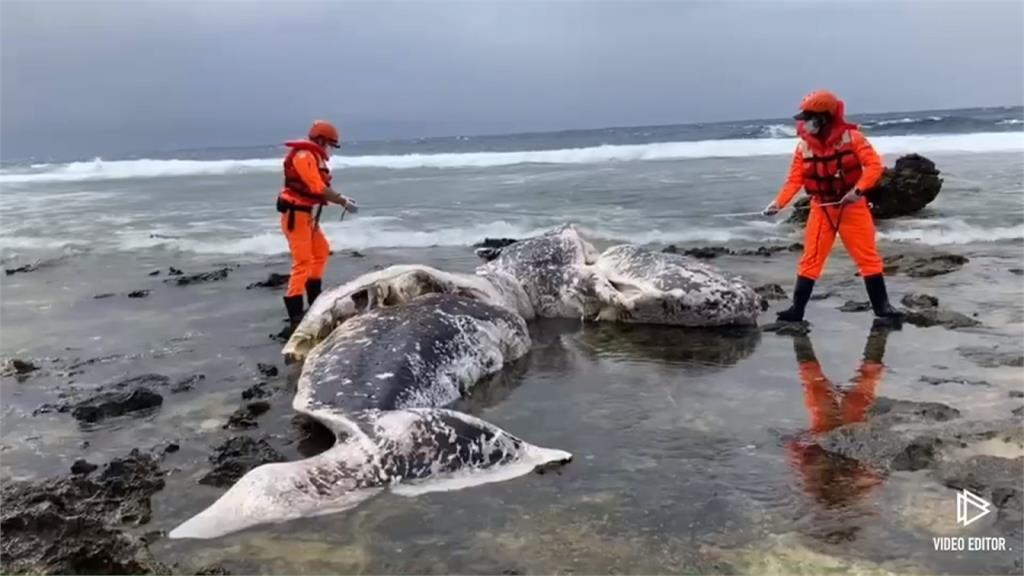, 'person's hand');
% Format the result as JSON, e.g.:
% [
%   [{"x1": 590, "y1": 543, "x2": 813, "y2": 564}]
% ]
[
  {"x1": 761, "y1": 201, "x2": 781, "y2": 216},
  {"x1": 342, "y1": 197, "x2": 359, "y2": 214},
  {"x1": 840, "y1": 189, "x2": 862, "y2": 206}
]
